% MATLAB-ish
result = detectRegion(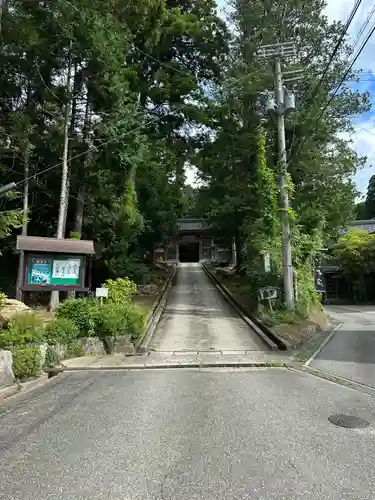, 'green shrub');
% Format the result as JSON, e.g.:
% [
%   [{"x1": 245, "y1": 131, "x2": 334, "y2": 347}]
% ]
[
  {"x1": 44, "y1": 317, "x2": 79, "y2": 345},
  {"x1": 44, "y1": 345, "x2": 60, "y2": 368},
  {"x1": 56, "y1": 299, "x2": 99, "y2": 336},
  {"x1": 66, "y1": 341, "x2": 85, "y2": 358},
  {"x1": 125, "y1": 305, "x2": 146, "y2": 341},
  {"x1": 125, "y1": 262, "x2": 150, "y2": 285},
  {"x1": 95, "y1": 302, "x2": 127, "y2": 339},
  {"x1": 0, "y1": 291, "x2": 6, "y2": 310},
  {"x1": 12, "y1": 347, "x2": 41, "y2": 380},
  {"x1": 103, "y1": 277, "x2": 137, "y2": 305},
  {"x1": 69, "y1": 231, "x2": 81, "y2": 240},
  {"x1": 0, "y1": 313, "x2": 45, "y2": 348}
]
